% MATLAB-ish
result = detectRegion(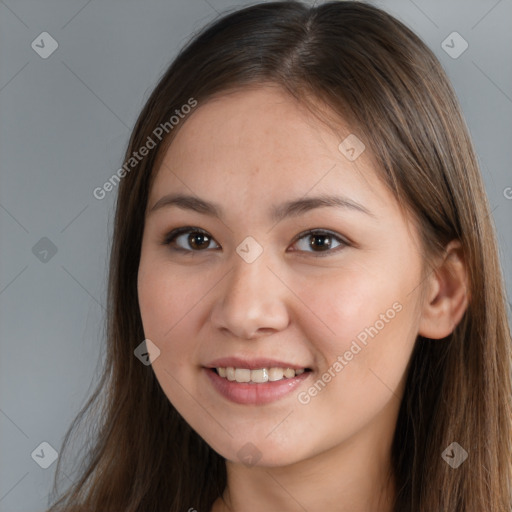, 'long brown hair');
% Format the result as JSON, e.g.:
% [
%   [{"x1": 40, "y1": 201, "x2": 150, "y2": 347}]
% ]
[{"x1": 46, "y1": 2, "x2": 512, "y2": 510}]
